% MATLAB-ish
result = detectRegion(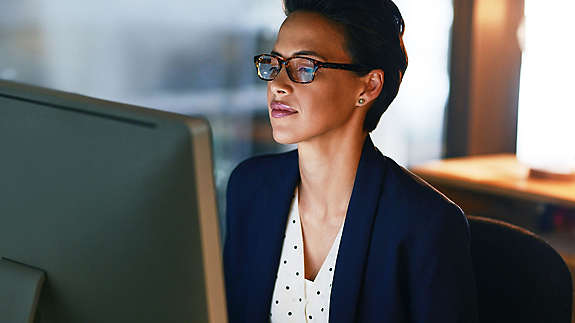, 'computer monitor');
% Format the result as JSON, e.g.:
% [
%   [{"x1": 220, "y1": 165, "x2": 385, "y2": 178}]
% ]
[{"x1": 0, "y1": 80, "x2": 227, "y2": 323}]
